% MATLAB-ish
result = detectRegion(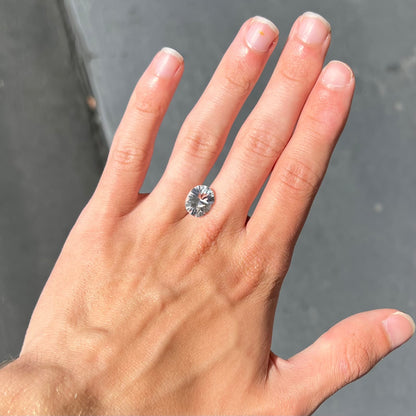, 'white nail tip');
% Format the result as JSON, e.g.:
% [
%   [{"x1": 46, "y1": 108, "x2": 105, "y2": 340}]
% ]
[
  {"x1": 302, "y1": 11, "x2": 331, "y2": 31},
  {"x1": 161, "y1": 47, "x2": 184, "y2": 62}
]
